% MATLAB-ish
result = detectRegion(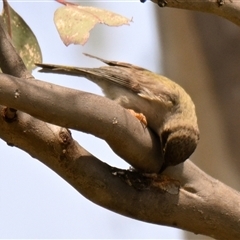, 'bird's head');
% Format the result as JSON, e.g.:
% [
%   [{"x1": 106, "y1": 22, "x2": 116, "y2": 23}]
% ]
[{"x1": 160, "y1": 126, "x2": 200, "y2": 170}]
